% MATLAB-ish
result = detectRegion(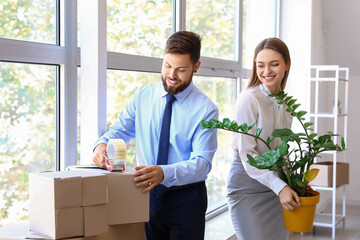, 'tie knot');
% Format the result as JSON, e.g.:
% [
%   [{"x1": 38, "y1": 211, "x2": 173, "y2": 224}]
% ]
[{"x1": 166, "y1": 94, "x2": 176, "y2": 105}]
